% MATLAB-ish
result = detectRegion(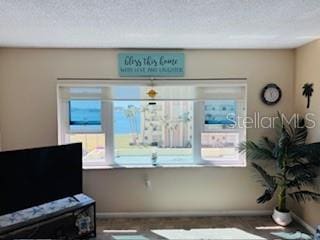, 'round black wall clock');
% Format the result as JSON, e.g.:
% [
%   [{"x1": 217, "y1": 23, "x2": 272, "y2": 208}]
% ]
[{"x1": 261, "y1": 83, "x2": 282, "y2": 105}]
